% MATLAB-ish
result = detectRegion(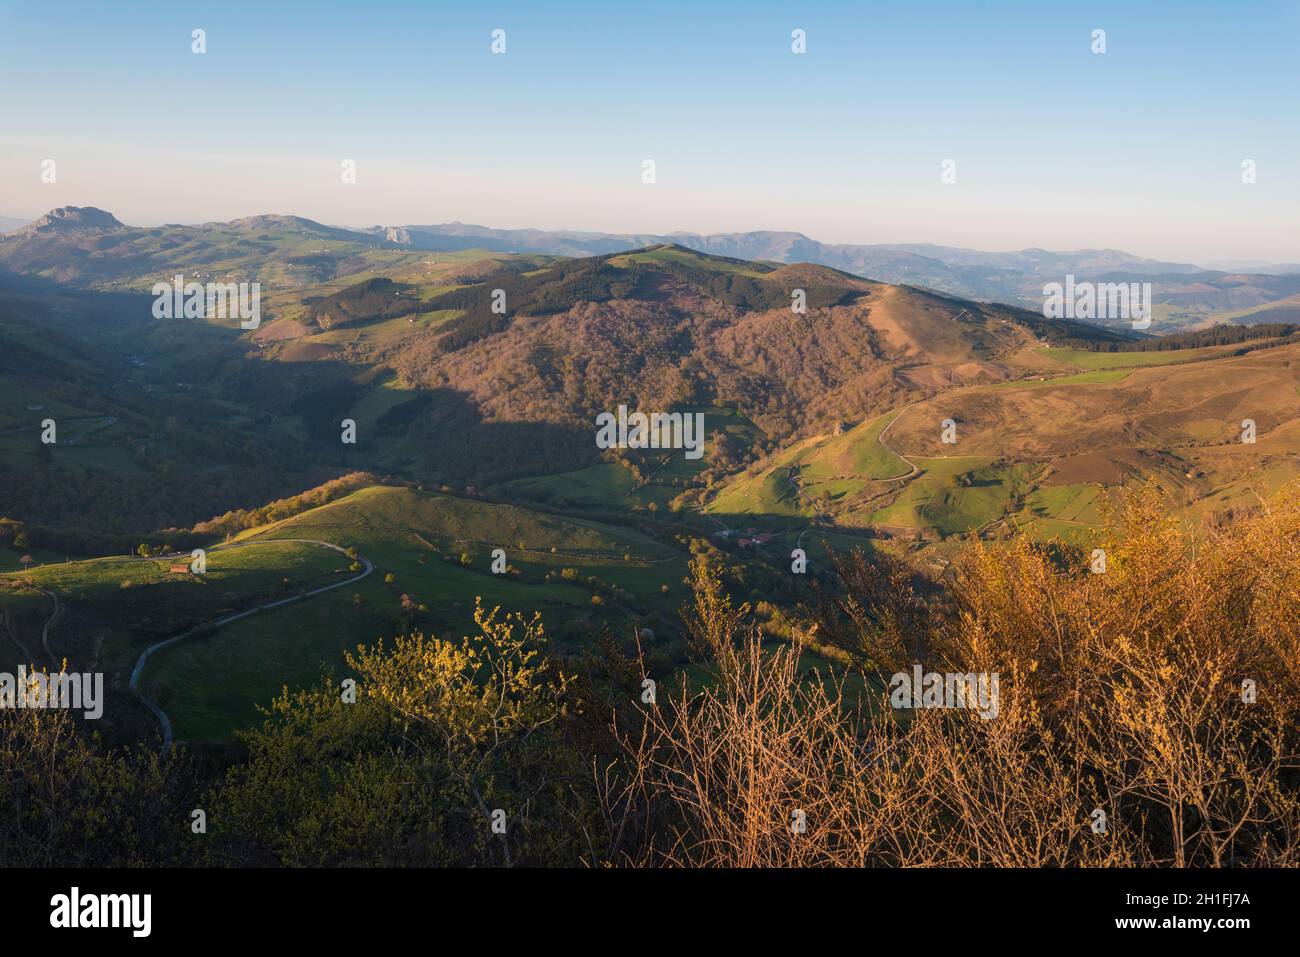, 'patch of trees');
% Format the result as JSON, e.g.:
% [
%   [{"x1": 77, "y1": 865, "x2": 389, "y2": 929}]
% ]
[
  {"x1": 425, "y1": 258, "x2": 643, "y2": 353},
  {"x1": 420, "y1": 253, "x2": 860, "y2": 357},
  {"x1": 374, "y1": 392, "x2": 433, "y2": 429},
  {"x1": 307, "y1": 277, "x2": 417, "y2": 331},
  {"x1": 290, "y1": 380, "x2": 364, "y2": 441},
  {"x1": 193, "y1": 471, "x2": 377, "y2": 539},
  {"x1": 1010, "y1": 309, "x2": 1136, "y2": 346},
  {"x1": 1075, "y1": 322, "x2": 1300, "y2": 353},
  {"x1": 656, "y1": 261, "x2": 856, "y2": 312},
  {"x1": 0, "y1": 461, "x2": 322, "y2": 552}
]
